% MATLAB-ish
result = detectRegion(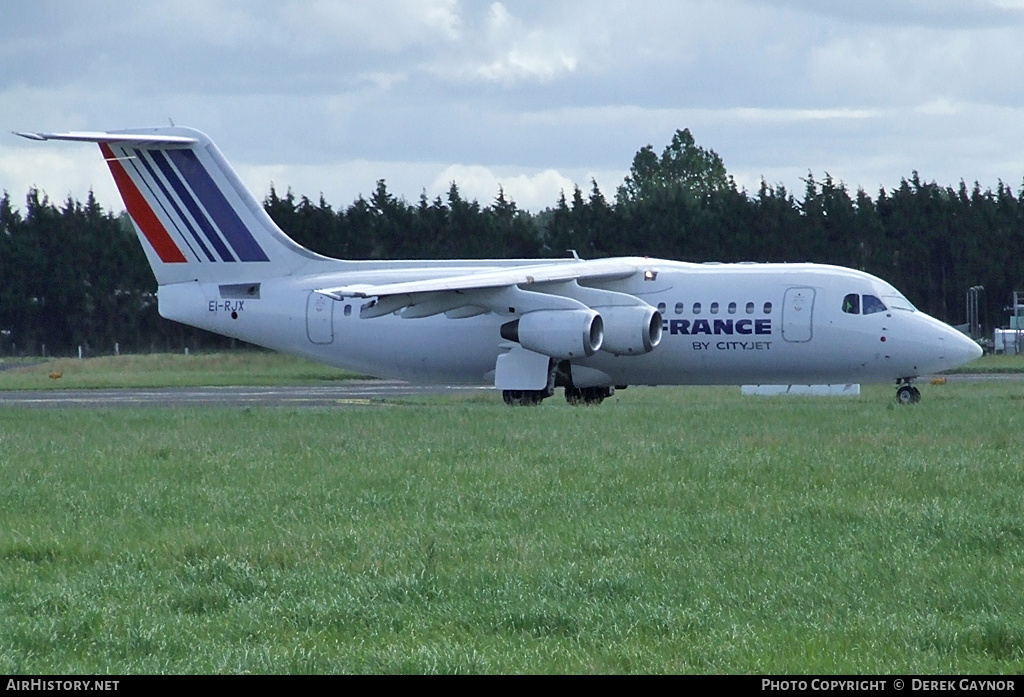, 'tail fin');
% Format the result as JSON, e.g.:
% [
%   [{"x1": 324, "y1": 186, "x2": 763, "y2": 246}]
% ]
[{"x1": 15, "y1": 127, "x2": 329, "y2": 285}]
